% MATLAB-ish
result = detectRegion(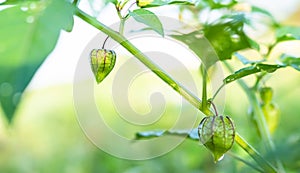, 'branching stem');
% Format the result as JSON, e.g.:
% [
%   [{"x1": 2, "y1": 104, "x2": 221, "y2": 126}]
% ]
[
  {"x1": 223, "y1": 62, "x2": 285, "y2": 173},
  {"x1": 75, "y1": 7, "x2": 280, "y2": 173},
  {"x1": 74, "y1": 7, "x2": 205, "y2": 112}
]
